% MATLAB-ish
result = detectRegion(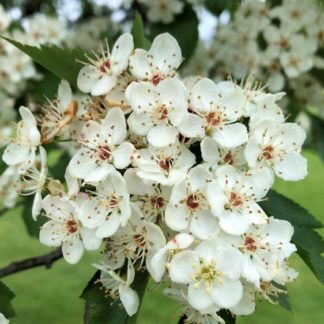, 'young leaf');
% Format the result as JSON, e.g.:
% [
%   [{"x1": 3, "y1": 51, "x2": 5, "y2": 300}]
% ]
[
  {"x1": 81, "y1": 270, "x2": 149, "y2": 324},
  {"x1": 1, "y1": 37, "x2": 86, "y2": 88},
  {"x1": 259, "y1": 190, "x2": 322, "y2": 228},
  {"x1": 0, "y1": 281, "x2": 15, "y2": 318},
  {"x1": 131, "y1": 12, "x2": 151, "y2": 50},
  {"x1": 149, "y1": 5, "x2": 199, "y2": 64}
]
